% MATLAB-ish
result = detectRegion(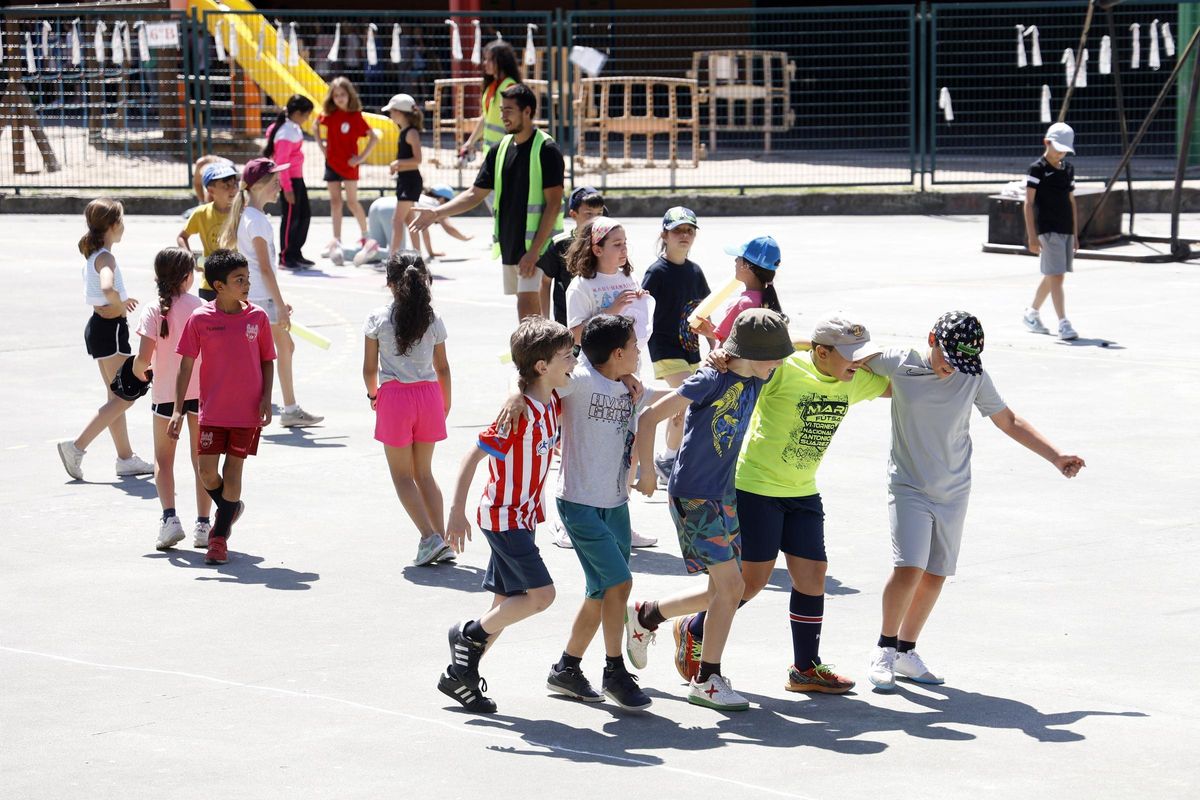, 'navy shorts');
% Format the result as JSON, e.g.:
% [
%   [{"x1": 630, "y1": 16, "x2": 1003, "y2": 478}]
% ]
[
  {"x1": 481, "y1": 529, "x2": 554, "y2": 596},
  {"x1": 735, "y1": 490, "x2": 826, "y2": 563}
]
